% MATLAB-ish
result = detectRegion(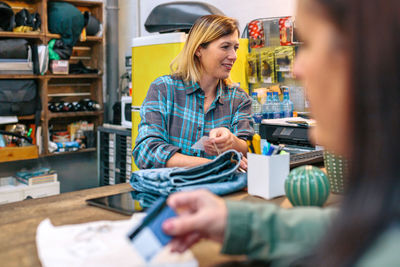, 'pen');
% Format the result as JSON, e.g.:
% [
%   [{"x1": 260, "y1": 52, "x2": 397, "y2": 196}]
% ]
[
  {"x1": 271, "y1": 144, "x2": 285, "y2": 155},
  {"x1": 262, "y1": 140, "x2": 276, "y2": 156}
]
